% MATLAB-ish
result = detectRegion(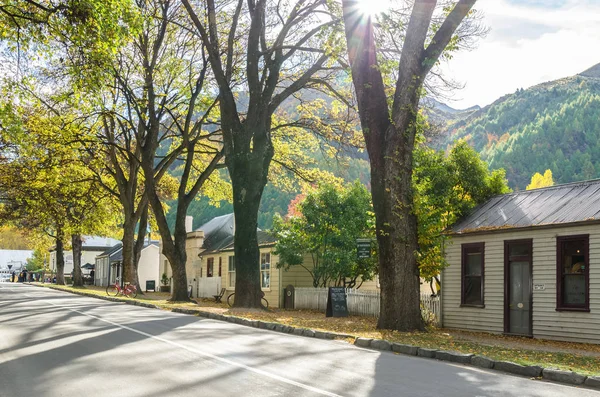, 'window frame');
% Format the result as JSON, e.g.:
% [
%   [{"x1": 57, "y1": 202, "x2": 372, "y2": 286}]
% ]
[
  {"x1": 556, "y1": 234, "x2": 590, "y2": 312},
  {"x1": 228, "y1": 256, "x2": 235, "y2": 288},
  {"x1": 461, "y1": 242, "x2": 485, "y2": 308},
  {"x1": 260, "y1": 252, "x2": 271, "y2": 290},
  {"x1": 207, "y1": 257, "x2": 214, "y2": 278}
]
